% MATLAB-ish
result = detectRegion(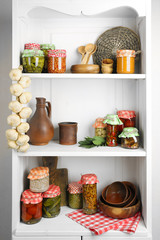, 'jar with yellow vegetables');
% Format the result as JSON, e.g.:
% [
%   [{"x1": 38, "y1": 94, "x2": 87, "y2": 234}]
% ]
[
  {"x1": 79, "y1": 174, "x2": 99, "y2": 215},
  {"x1": 92, "y1": 118, "x2": 107, "y2": 138}
]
